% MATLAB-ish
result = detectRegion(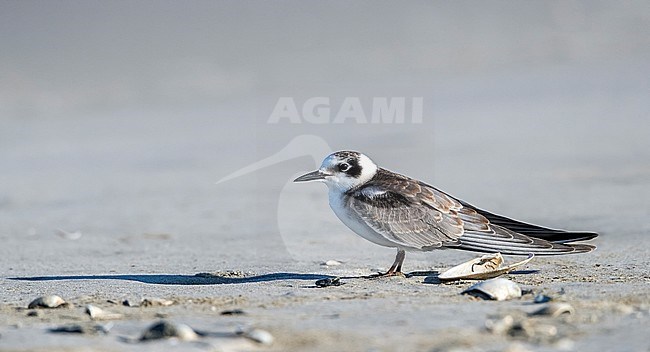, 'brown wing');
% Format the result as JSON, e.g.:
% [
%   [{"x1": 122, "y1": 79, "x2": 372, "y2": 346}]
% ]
[{"x1": 348, "y1": 168, "x2": 595, "y2": 255}]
